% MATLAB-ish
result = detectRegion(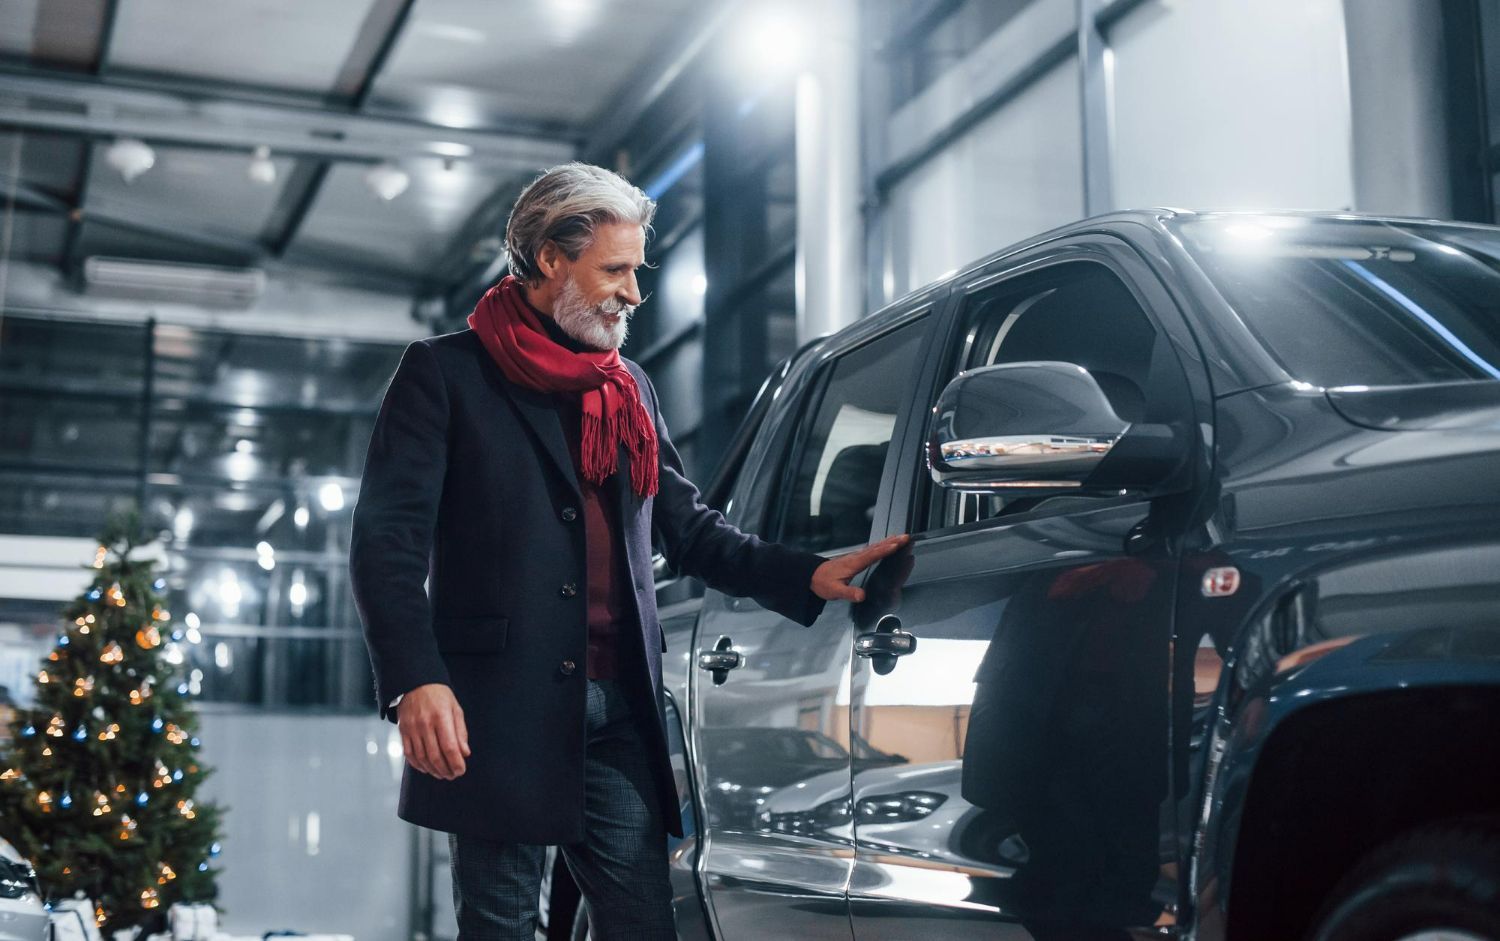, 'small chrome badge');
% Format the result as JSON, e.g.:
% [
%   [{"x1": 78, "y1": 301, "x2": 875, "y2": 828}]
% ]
[{"x1": 1201, "y1": 566, "x2": 1241, "y2": 598}]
